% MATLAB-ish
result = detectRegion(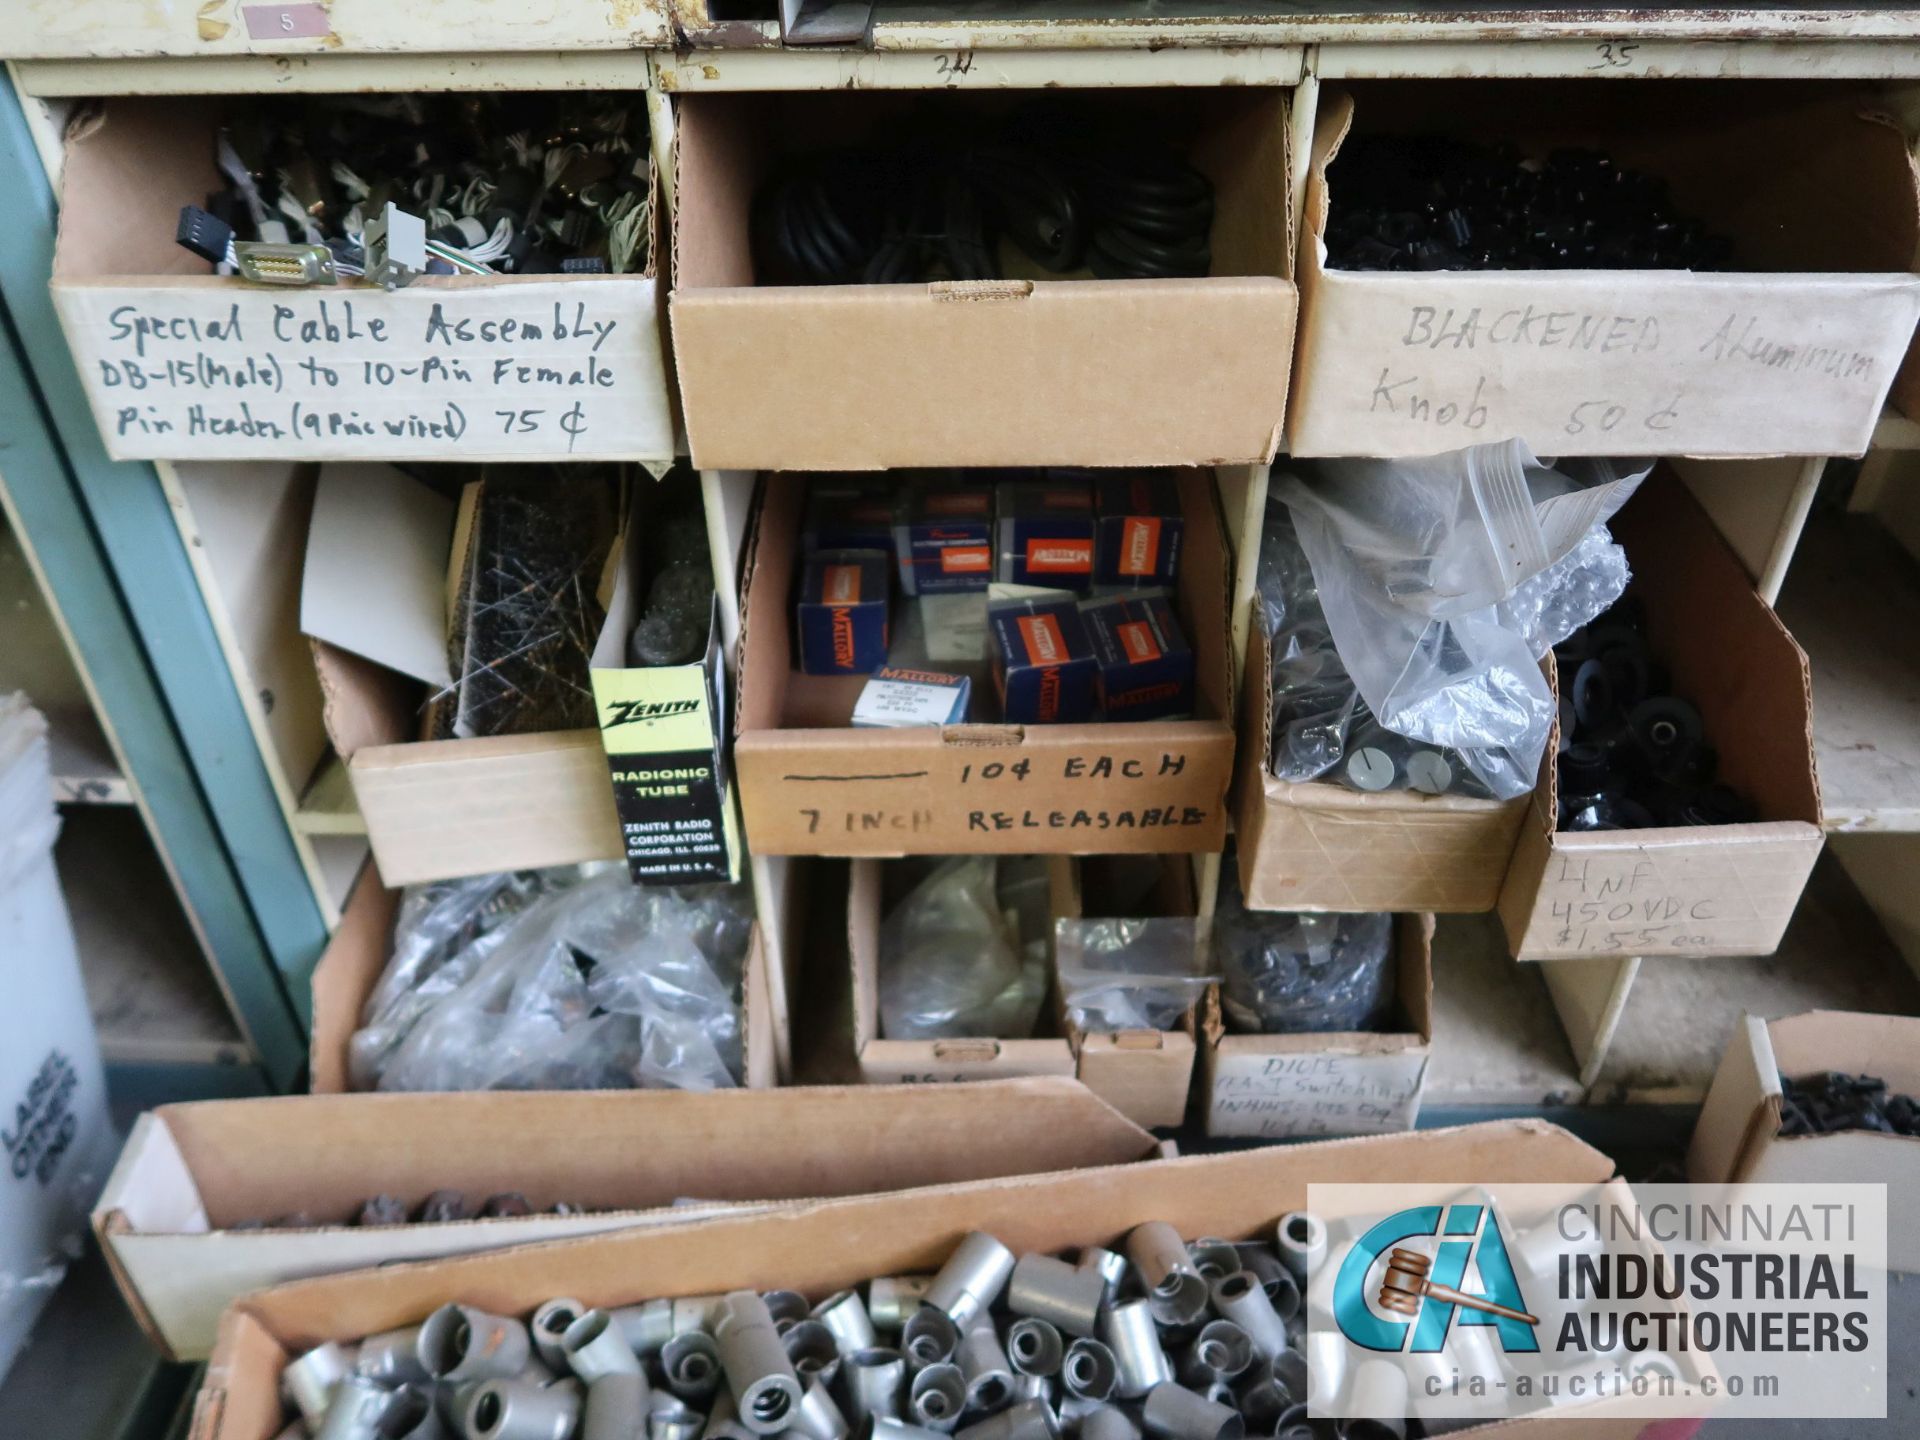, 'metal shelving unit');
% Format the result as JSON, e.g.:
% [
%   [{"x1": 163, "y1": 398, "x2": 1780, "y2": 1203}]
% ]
[{"x1": 0, "y1": 0, "x2": 1917, "y2": 1159}]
